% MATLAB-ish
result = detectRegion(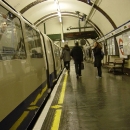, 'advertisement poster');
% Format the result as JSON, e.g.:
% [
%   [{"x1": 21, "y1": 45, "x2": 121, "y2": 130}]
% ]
[
  {"x1": 122, "y1": 31, "x2": 130, "y2": 55},
  {"x1": 106, "y1": 37, "x2": 116, "y2": 55},
  {"x1": 111, "y1": 37, "x2": 116, "y2": 55},
  {"x1": 116, "y1": 35, "x2": 127, "y2": 58},
  {"x1": 107, "y1": 38, "x2": 111, "y2": 55}
]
